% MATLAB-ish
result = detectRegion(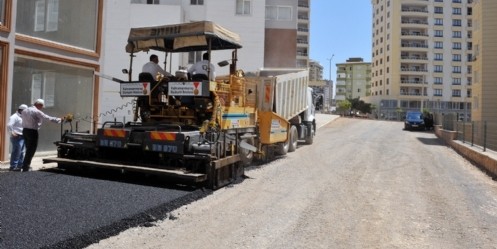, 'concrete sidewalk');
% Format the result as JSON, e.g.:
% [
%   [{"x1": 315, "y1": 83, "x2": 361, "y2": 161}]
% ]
[{"x1": 1, "y1": 113, "x2": 341, "y2": 172}]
